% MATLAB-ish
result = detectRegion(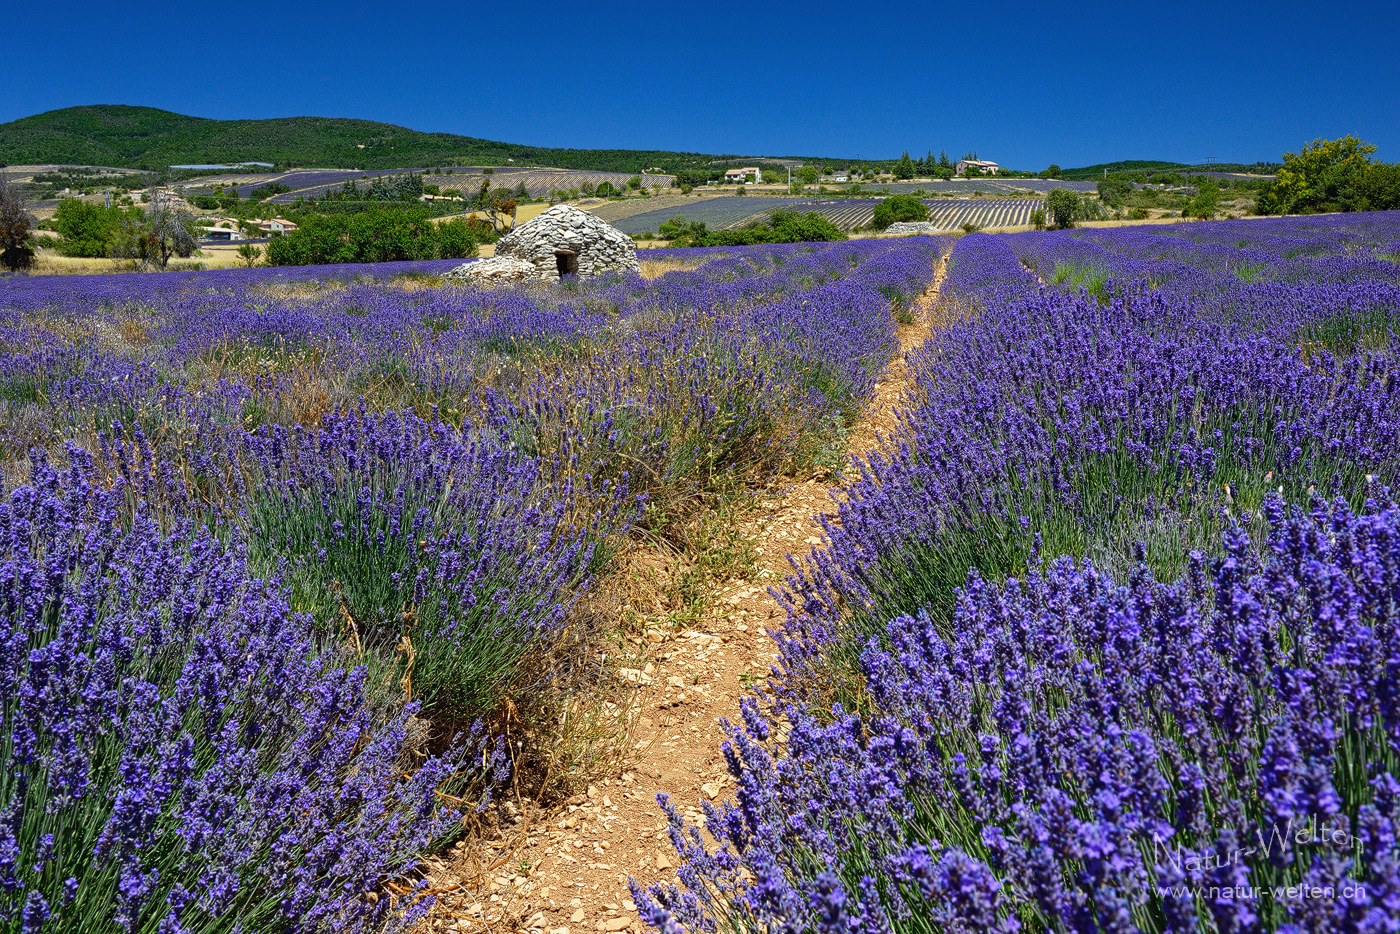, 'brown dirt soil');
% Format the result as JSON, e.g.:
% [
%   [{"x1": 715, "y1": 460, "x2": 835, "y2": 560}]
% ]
[{"x1": 415, "y1": 256, "x2": 949, "y2": 934}]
